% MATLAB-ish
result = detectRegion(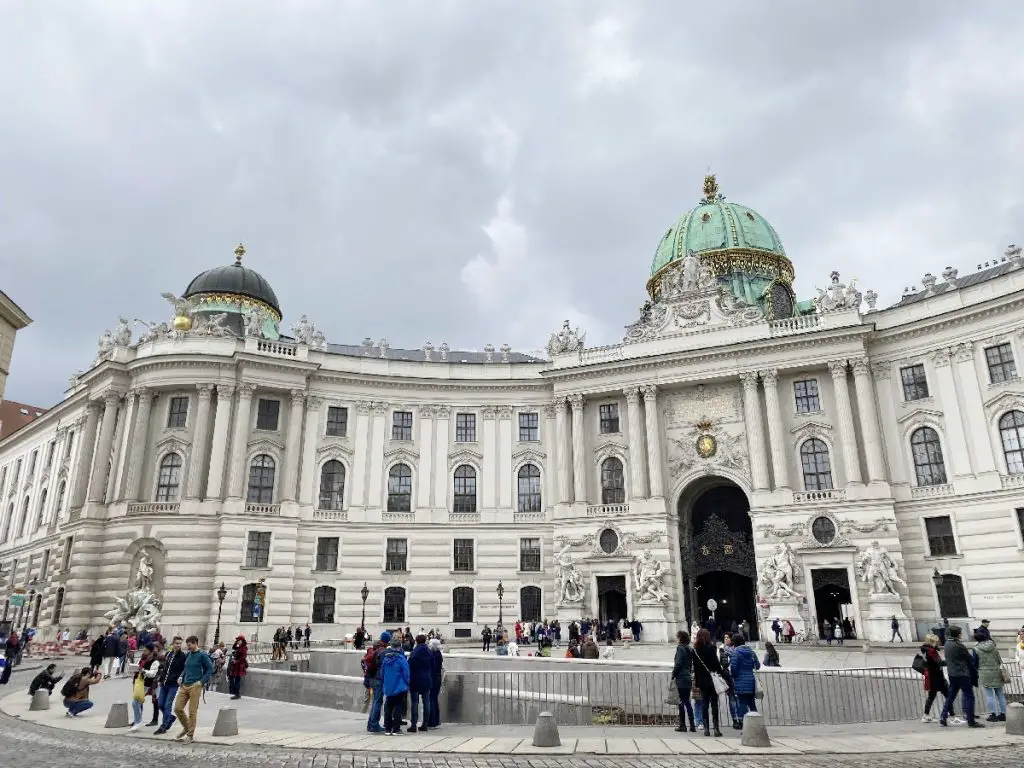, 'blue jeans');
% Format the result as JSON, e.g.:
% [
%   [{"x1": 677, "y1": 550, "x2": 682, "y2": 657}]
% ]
[
  {"x1": 410, "y1": 689, "x2": 431, "y2": 729},
  {"x1": 158, "y1": 683, "x2": 179, "y2": 730},
  {"x1": 735, "y1": 692, "x2": 758, "y2": 720},
  {"x1": 941, "y1": 676, "x2": 975, "y2": 724},
  {"x1": 429, "y1": 685, "x2": 441, "y2": 727},
  {"x1": 132, "y1": 699, "x2": 144, "y2": 725},
  {"x1": 64, "y1": 698, "x2": 93, "y2": 716},
  {"x1": 983, "y1": 686, "x2": 1007, "y2": 715},
  {"x1": 366, "y1": 679, "x2": 384, "y2": 731}
]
